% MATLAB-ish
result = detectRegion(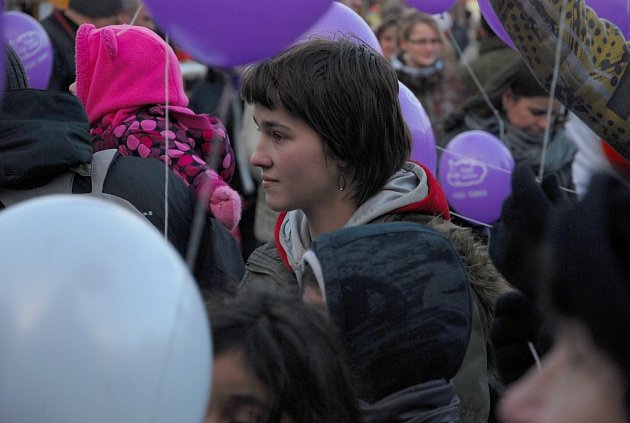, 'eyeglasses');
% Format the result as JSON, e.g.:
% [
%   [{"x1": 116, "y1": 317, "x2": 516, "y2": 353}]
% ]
[{"x1": 406, "y1": 38, "x2": 442, "y2": 46}]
